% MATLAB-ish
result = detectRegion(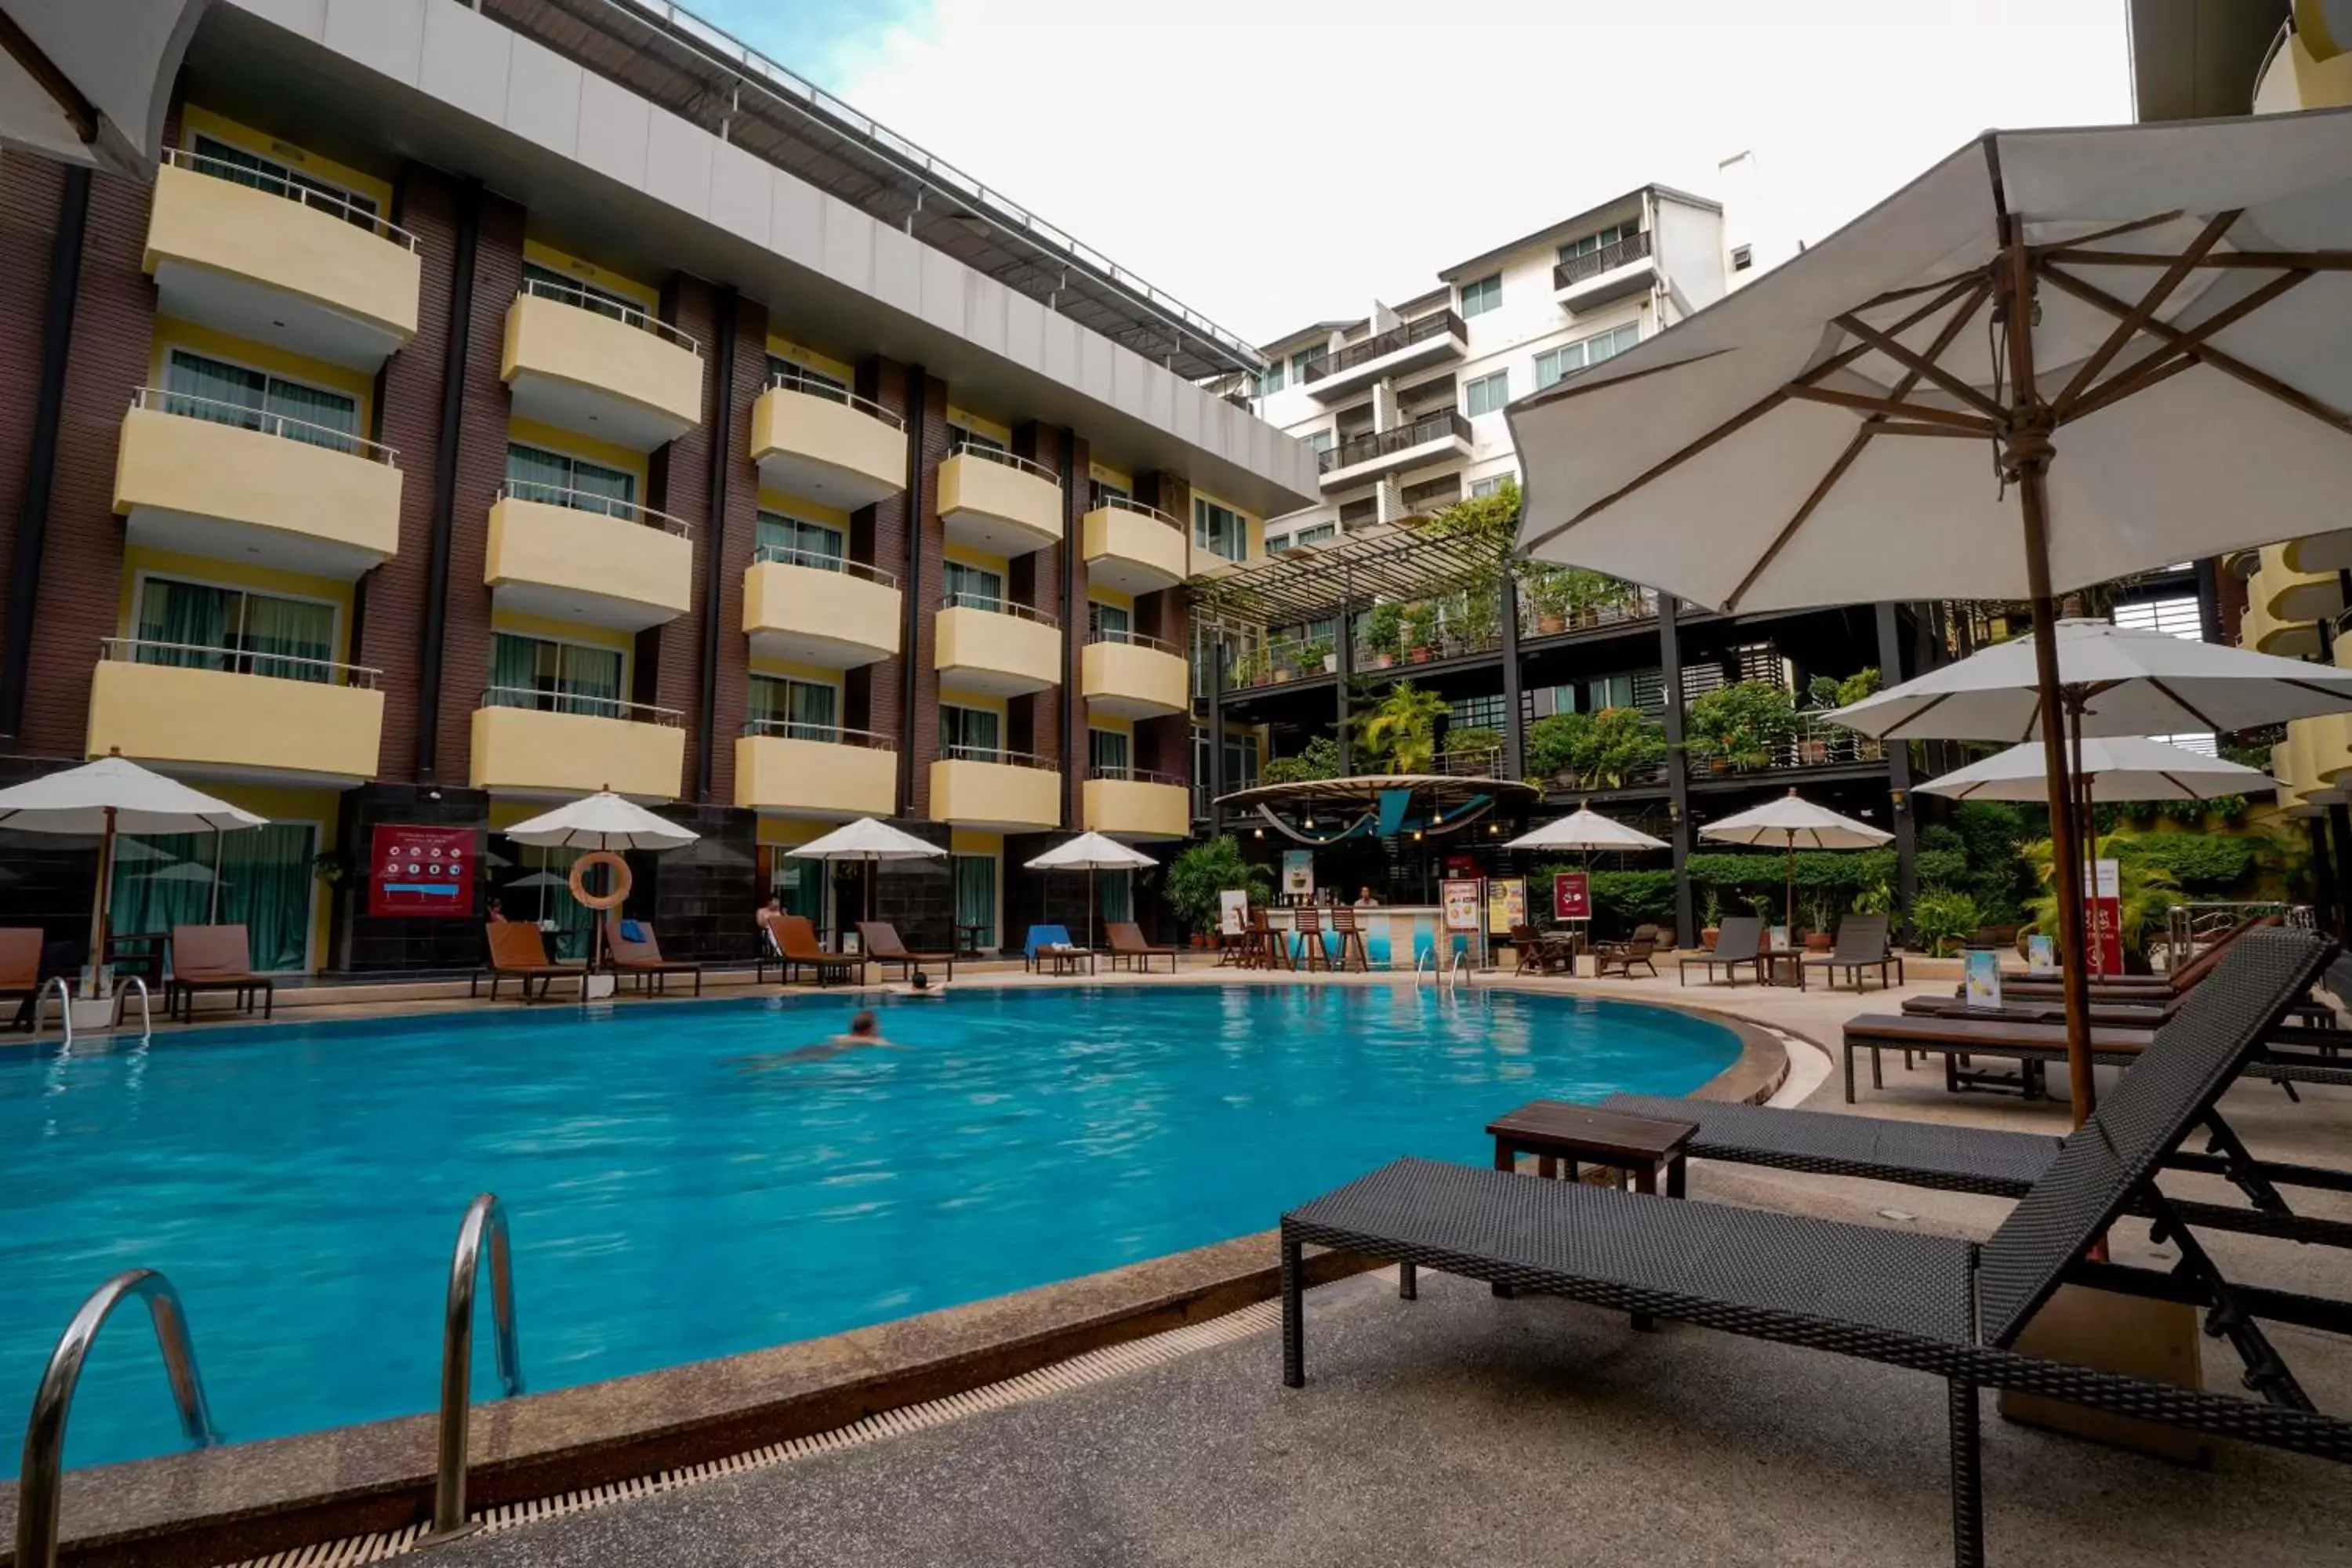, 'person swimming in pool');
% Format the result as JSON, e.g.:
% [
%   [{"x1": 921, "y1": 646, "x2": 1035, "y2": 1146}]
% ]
[{"x1": 735, "y1": 1009, "x2": 895, "y2": 1070}]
